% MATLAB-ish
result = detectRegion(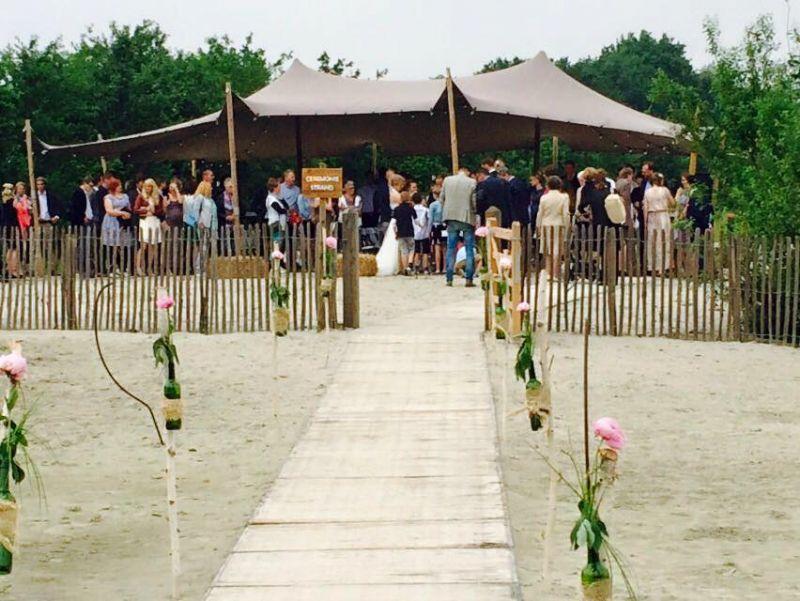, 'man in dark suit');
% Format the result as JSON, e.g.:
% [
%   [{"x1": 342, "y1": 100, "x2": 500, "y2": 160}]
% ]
[
  {"x1": 70, "y1": 177, "x2": 102, "y2": 275},
  {"x1": 35, "y1": 177, "x2": 62, "y2": 225},
  {"x1": 92, "y1": 172, "x2": 111, "y2": 223},
  {"x1": 476, "y1": 166, "x2": 511, "y2": 227},
  {"x1": 374, "y1": 167, "x2": 393, "y2": 236},
  {"x1": 500, "y1": 166, "x2": 531, "y2": 227},
  {"x1": 69, "y1": 177, "x2": 101, "y2": 227}
]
